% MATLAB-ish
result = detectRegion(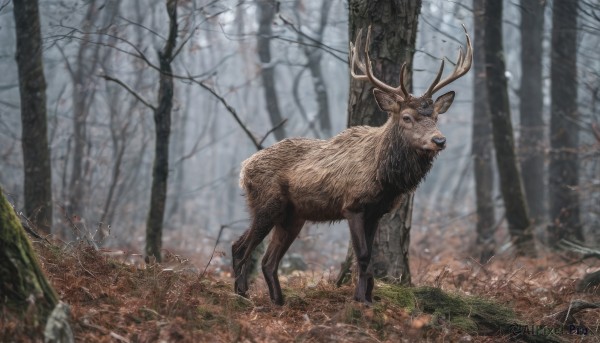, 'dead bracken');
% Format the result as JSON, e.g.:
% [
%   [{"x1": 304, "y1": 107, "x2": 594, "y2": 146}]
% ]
[{"x1": 1, "y1": 238, "x2": 598, "y2": 342}]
